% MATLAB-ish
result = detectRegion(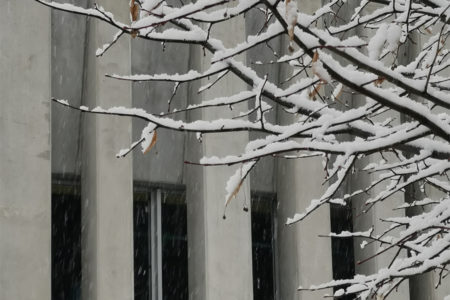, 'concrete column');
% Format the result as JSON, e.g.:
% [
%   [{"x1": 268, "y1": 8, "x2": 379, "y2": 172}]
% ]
[
  {"x1": 274, "y1": 1, "x2": 334, "y2": 299},
  {"x1": 405, "y1": 181, "x2": 449, "y2": 300},
  {"x1": 351, "y1": 56, "x2": 410, "y2": 300},
  {"x1": 352, "y1": 155, "x2": 410, "y2": 299},
  {"x1": 423, "y1": 185, "x2": 450, "y2": 300},
  {"x1": 245, "y1": 8, "x2": 279, "y2": 195},
  {"x1": 131, "y1": 34, "x2": 189, "y2": 184},
  {"x1": 277, "y1": 153, "x2": 334, "y2": 300},
  {"x1": 0, "y1": 1, "x2": 51, "y2": 299},
  {"x1": 186, "y1": 16, "x2": 253, "y2": 300},
  {"x1": 81, "y1": 1, "x2": 134, "y2": 299},
  {"x1": 404, "y1": 115, "x2": 450, "y2": 298},
  {"x1": 348, "y1": 3, "x2": 409, "y2": 298},
  {"x1": 51, "y1": 0, "x2": 88, "y2": 176},
  {"x1": 351, "y1": 94, "x2": 409, "y2": 298},
  {"x1": 406, "y1": 33, "x2": 450, "y2": 300}
]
